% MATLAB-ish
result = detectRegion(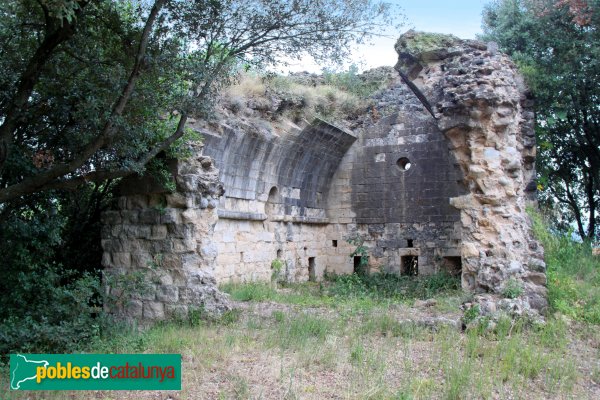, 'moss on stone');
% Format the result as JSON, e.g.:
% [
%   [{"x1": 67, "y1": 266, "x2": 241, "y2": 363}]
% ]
[{"x1": 395, "y1": 31, "x2": 462, "y2": 58}]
